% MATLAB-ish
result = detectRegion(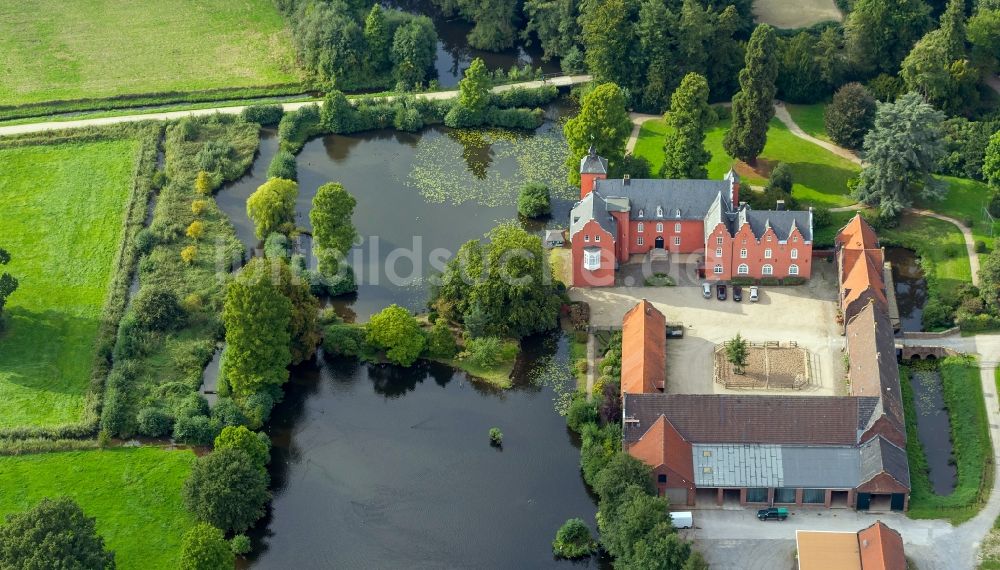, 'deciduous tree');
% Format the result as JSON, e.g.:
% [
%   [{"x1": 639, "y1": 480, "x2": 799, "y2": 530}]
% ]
[
  {"x1": 636, "y1": 0, "x2": 681, "y2": 112},
  {"x1": 523, "y1": 0, "x2": 580, "y2": 61},
  {"x1": 725, "y1": 333, "x2": 748, "y2": 374},
  {"x1": 517, "y1": 183, "x2": 551, "y2": 217},
  {"x1": 215, "y1": 425, "x2": 271, "y2": 466},
  {"x1": 0, "y1": 498, "x2": 115, "y2": 569},
  {"x1": 391, "y1": 17, "x2": 438, "y2": 88},
  {"x1": 825, "y1": 82, "x2": 877, "y2": 149},
  {"x1": 458, "y1": 57, "x2": 491, "y2": 116},
  {"x1": 179, "y1": 523, "x2": 234, "y2": 570},
  {"x1": 183, "y1": 448, "x2": 270, "y2": 533},
  {"x1": 662, "y1": 72, "x2": 711, "y2": 179},
  {"x1": 984, "y1": 130, "x2": 1000, "y2": 189},
  {"x1": 364, "y1": 5, "x2": 391, "y2": 73},
  {"x1": 366, "y1": 304, "x2": 426, "y2": 366},
  {"x1": 310, "y1": 182, "x2": 357, "y2": 278},
  {"x1": 845, "y1": 0, "x2": 932, "y2": 75},
  {"x1": 563, "y1": 83, "x2": 633, "y2": 184},
  {"x1": 0, "y1": 248, "x2": 18, "y2": 318},
  {"x1": 581, "y1": 0, "x2": 640, "y2": 90},
  {"x1": 247, "y1": 178, "x2": 297, "y2": 239},
  {"x1": 723, "y1": 24, "x2": 779, "y2": 164}
]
